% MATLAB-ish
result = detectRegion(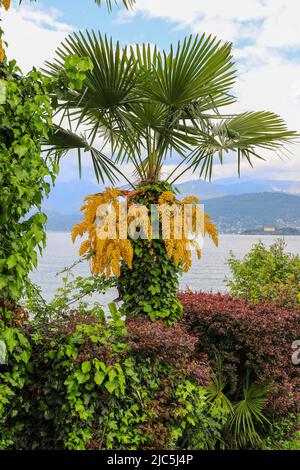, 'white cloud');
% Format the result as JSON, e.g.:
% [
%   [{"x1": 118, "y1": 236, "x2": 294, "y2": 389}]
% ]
[
  {"x1": 1, "y1": 4, "x2": 73, "y2": 72},
  {"x1": 257, "y1": 0, "x2": 300, "y2": 48},
  {"x1": 123, "y1": 0, "x2": 300, "y2": 47}
]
